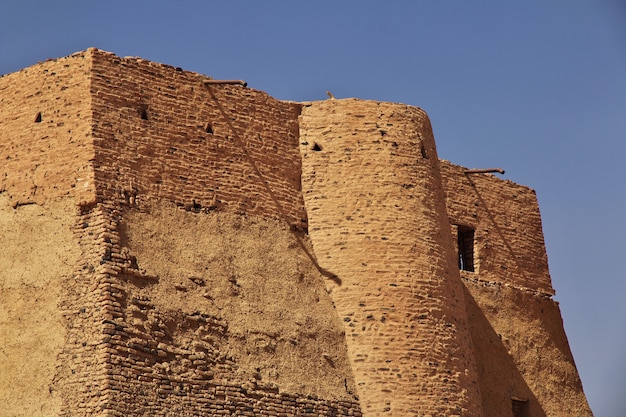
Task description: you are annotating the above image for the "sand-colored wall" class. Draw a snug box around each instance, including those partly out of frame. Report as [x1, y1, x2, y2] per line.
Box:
[0, 49, 358, 416]
[0, 196, 81, 417]
[441, 162, 593, 416]
[89, 49, 306, 228]
[299, 99, 483, 416]
[90, 202, 361, 415]
[0, 50, 107, 417]
[0, 51, 95, 207]
[440, 161, 552, 293]
[465, 281, 593, 417]
[0, 49, 593, 417]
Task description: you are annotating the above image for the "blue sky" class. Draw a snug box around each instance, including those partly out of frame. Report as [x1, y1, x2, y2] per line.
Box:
[1, 1, 624, 415]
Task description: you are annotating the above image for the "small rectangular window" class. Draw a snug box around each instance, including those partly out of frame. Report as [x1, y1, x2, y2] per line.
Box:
[511, 397, 528, 417]
[457, 225, 475, 272]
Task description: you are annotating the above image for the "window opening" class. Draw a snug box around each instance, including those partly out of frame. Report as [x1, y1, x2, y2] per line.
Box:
[511, 397, 529, 417]
[420, 143, 429, 159]
[457, 225, 475, 272]
[311, 143, 322, 151]
[140, 106, 149, 120]
[34, 112, 42, 123]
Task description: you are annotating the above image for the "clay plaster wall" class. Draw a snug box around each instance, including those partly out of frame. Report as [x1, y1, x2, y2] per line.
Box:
[93, 203, 361, 416]
[62, 51, 359, 416]
[0, 49, 593, 417]
[464, 281, 592, 417]
[0, 51, 108, 417]
[299, 99, 482, 416]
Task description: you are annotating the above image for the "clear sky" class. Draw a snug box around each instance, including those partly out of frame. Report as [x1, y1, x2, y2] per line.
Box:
[1, 1, 624, 415]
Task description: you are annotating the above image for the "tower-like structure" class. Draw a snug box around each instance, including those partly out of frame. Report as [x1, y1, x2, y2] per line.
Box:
[0, 49, 592, 417]
[300, 100, 483, 415]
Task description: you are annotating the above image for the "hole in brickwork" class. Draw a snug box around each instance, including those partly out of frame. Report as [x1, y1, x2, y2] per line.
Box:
[140, 106, 149, 120]
[34, 112, 42, 123]
[205, 123, 214, 134]
[312, 143, 322, 152]
[511, 398, 529, 417]
[457, 225, 475, 272]
[420, 144, 429, 159]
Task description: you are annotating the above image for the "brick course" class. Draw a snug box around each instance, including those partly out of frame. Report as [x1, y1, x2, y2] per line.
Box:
[299, 99, 482, 416]
[0, 49, 593, 417]
[89, 50, 306, 228]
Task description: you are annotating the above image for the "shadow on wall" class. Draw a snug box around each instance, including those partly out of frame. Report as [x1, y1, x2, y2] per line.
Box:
[205, 86, 341, 286]
[465, 174, 539, 290]
[462, 284, 547, 417]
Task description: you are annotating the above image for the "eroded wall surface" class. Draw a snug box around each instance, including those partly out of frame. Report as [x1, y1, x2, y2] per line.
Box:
[95, 203, 361, 415]
[299, 99, 483, 416]
[441, 161, 593, 416]
[0, 51, 110, 417]
[1, 49, 360, 417]
[0, 48, 593, 417]
[89, 49, 306, 228]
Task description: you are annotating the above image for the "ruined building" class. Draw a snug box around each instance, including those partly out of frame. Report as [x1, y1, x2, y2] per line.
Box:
[0, 48, 593, 417]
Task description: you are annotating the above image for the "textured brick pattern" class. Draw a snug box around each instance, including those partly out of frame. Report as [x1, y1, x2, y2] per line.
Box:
[73, 202, 362, 417]
[299, 99, 483, 416]
[0, 49, 593, 417]
[89, 50, 306, 228]
[0, 51, 95, 207]
[441, 162, 592, 416]
[440, 161, 552, 294]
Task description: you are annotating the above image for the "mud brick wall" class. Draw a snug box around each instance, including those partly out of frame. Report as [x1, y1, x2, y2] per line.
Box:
[463, 279, 593, 417]
[440, 161, 553, 294]
[82, 202, 362, 417]
[440, 162, 592, 416]
[0, 51, 110, 417]
[0, 51, 95, 207]
[55, 203, 129, 417]
[299, 99, 483, 416]
[1, 49, 594, 417]
[89, 49, 306, 228]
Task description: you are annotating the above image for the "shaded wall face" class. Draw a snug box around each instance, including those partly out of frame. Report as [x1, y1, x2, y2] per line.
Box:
[440, 161, 552, 293]
[66, 51, 359, 416]
[464, 281, 593, 417]
[0, 52, 95, 206]
[89, 50, 306, 227]
[441, 162, 593, 416]
[299, 99, 483, 417]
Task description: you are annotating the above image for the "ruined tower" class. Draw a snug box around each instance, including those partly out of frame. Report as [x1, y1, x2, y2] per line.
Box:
[0, 49, 592, 417]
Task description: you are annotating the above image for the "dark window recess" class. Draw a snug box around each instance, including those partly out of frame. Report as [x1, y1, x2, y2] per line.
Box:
[457, 225, 475, 272]
[140, 106, 149, 120]
[34, 112, 42, 123]
[205, 123, 214, 134]
[511, 398, 529, 417]
[312, 143, 322, 151]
